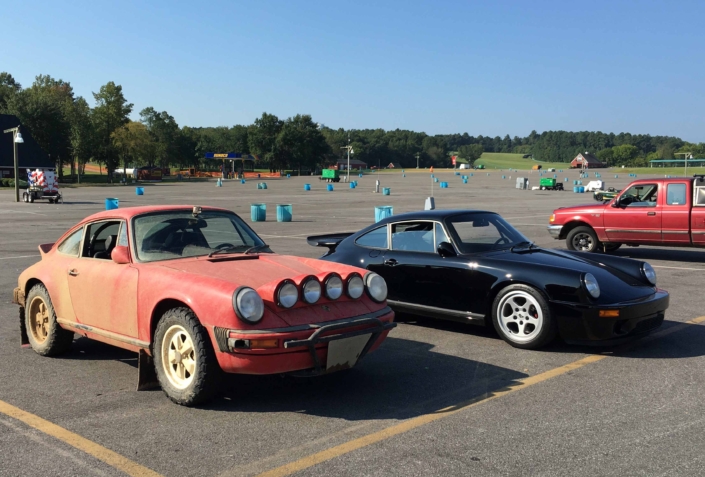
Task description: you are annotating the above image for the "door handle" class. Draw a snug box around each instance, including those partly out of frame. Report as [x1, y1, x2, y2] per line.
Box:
[383, 259, 398, 267]
[647, 212, 656, 216]
[68, 269, 79, 276]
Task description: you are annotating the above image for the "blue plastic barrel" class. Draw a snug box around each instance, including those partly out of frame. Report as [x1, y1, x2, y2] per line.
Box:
[304, 183, 311, 191]
[553, 174, 557, 178]
[135, 187, 144, 196]
[470, 173, 474, 177]
[455, 172, 460, 176]
[614, 175, 618, 178]
[431, 174, 435, 178]
[250, 203, 266, 222]
[579, 186, 585, 193]
[327, 184, 334, 191]
[374, 206, 393, 222]
[286, 174, 291, 178]
[463, 179, 468, 184]
[573, 186, 579, 193]
[577, 180, 582, 185]
[350, 182, 356, 189]
[402, 174, 406, 177]
[383, 187, 391, 195]
[105, 198, 119, 210]
[241, 179, 246, 184]
[434, 178, 439, 183]
[502, 175, 506, 179]
[359, 173, 363, 178]
[276, 204, 292, 222]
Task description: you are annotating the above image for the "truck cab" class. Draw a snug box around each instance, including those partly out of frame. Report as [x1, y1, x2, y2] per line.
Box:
[548, 175, 705, 252]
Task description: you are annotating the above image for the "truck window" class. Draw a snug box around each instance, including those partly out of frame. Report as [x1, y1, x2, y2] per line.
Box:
[666, 183, 687, 205]
[621, 184, 658, 208]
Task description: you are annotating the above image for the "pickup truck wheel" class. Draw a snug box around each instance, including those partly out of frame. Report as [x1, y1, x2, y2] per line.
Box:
[153, 307, 219, 406]
[492, 285, 557, 349]
[25, 284, 74, 356]
[566, 226, 599, 253]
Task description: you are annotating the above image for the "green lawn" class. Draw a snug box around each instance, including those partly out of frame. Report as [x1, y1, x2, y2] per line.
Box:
[474, 153, 572, 170]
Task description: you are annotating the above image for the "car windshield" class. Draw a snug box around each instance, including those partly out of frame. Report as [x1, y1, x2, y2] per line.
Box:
[446, 213, 530, 253]
[133, 210, 265, 262]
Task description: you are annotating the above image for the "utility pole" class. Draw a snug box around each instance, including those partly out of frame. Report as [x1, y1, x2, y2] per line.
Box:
[340, 133, 353, 182]
[3, 125, 24, 202]
[416, 152, 420, 169]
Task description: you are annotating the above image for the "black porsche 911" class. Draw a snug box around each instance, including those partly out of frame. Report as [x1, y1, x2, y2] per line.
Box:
[307, 210, 669, 349]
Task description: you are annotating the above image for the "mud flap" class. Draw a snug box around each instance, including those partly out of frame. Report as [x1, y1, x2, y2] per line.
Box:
[19, 307, 29, 348]
[136, 349, 160, 391]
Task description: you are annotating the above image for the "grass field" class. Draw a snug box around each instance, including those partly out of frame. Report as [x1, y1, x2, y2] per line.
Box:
[474, 153, 572, 170]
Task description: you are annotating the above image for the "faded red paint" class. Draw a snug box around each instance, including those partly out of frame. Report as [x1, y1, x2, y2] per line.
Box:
[15, 205, 395, 375]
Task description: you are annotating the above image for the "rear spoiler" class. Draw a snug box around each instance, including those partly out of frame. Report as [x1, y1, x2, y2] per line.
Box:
[306, 233, 354, 254]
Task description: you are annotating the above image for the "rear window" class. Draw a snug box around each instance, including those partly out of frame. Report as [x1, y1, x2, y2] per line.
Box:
[666, 183, 687, 205]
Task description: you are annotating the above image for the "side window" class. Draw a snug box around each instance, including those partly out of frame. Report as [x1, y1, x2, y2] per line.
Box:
[83, 221, 122, 258]
[391, 222, 434, 253]
[621, 184, 658, 208]
[435, 222, 450, 249]
[355, 226, 388, 249]
[666, 183, 687, 205]
[57, 227, 83, 257]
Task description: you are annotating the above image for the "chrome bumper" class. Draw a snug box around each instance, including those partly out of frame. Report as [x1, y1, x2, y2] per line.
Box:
[547, 225, 563, 239]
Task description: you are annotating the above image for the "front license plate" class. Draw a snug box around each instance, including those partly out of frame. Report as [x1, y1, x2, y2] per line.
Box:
[326, 334, 372, 372]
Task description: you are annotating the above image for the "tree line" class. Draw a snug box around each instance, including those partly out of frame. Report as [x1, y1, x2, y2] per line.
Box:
[1, 71, 703, 179]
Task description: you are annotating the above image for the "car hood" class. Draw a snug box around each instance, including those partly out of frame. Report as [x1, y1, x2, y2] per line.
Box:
[154, 253, 341, 288]
[482, 247, 654, 302]
[555, 203, 608, 214]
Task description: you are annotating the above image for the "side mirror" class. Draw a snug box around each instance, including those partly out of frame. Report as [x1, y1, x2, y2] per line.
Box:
[437, 241, 456, 258]
[111, 245, 131, 264]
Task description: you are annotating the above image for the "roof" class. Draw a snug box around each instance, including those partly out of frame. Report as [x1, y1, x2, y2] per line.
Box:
[572, 152, 603, 165]
[0, 114, 54, 169]
[78, 205, 235, 223]
[379, 209, 496, 222]
[649, 159, 705, 163]
[335, 158, 367, 166]
[387, 162, 402, 168]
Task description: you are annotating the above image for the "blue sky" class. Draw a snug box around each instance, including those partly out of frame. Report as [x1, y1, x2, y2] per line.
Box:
[3, 0, 704, 141]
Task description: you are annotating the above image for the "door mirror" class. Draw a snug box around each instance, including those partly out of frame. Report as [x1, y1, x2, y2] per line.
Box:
[437, 241, 456, 258]
[111, 245, 131, 264]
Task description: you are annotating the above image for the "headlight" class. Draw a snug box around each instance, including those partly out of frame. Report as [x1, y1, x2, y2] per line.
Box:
[277, 280, 299, 308]
[346, 274, 364, 299]
[583, 273, 600, 298]
[324, 274, 343, 300]
[365, 272, 388, 302]
[233, 287, 264, 323]
[642, 263, 657, 285]
[302, 277, 321, 304]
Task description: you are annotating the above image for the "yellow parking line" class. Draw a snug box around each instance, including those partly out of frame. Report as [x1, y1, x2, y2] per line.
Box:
[257, 315, 705, 477]
[0, 399, 163, 477]
[256, 354, 606, 477]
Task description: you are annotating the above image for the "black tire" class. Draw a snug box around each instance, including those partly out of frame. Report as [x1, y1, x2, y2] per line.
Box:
[595, 194, 603, 201]
[29, 194, 34, 203]
[22, 192, 28, 203]
[566, 226, 599, 253]
[25, 284, 74, 356]
[603, 243, 622, 252]
[491, 285, 557, 350]
[153, 307, 219, 406]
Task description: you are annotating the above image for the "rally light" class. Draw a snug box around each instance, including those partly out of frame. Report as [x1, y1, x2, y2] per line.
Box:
[365, 272, 388, 303]
[324, 274, 344, 300]
[302, 277, 322, 304]
[599, 310, 620, 318]
[346, 274, 364, 299]
[277, 280, 299, 308]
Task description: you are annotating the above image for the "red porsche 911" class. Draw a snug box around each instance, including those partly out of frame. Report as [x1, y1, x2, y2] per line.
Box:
[12, 206, 395, 405]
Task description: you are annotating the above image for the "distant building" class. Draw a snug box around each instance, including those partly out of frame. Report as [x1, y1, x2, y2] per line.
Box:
[387, 162, 402, 169]
[1, 114, 54, 178]
[334, 158, 368, 170]
[570, 152, 605, 169]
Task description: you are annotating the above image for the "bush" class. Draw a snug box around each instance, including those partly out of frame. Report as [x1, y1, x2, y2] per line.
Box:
[0, 178, 28, 188]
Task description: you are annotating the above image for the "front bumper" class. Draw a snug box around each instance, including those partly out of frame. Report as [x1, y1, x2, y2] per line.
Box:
[551, 290, 669, 345]
[547, 225, 563, 239]
[212, 306, 396, 375]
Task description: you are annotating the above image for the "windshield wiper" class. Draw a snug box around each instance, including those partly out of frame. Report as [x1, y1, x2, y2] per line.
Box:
[208, 245, 248, 257]
[244, 244, 270, 254]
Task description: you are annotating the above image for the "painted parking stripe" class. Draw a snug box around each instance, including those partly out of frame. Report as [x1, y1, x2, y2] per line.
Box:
[256, 315, 705, 477]
[0, 400, 163, 477]
[0, 255, 40, 260]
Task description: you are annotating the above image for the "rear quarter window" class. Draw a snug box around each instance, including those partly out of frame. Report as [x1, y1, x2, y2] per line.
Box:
[355, 226, 388, 249]
[57, 227, 83, 256]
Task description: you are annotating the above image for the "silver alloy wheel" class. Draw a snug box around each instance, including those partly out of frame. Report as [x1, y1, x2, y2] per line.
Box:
[161, 324, 197, 390]
[496, 291, 544, 344]
[572, 232, 594, 251]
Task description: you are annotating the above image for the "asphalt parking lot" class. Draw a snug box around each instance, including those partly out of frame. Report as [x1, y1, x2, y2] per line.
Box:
[1, 169, 704, 477]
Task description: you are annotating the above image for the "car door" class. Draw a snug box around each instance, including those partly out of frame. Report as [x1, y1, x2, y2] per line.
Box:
[661, 181, 691, 244]
[603, 183, 662, 243]
[66, 220, 139, 338]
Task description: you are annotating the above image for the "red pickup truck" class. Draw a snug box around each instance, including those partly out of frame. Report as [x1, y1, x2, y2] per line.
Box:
[548, 175, 705, 252]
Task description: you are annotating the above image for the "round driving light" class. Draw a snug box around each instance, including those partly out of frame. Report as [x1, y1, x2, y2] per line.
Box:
[583, 273, 600, 298]
[365, 272, 388, 303]
[346, 274, 364, 299]
[277, 281, 299, 308]
[302, 277, 322, 304]
[642, 263, 657, 285]
[233, 287, 264, 323]
[324, 274, 343, 300]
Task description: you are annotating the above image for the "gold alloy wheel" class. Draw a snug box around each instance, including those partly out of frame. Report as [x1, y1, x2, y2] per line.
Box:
[161, 324, 197, 390]
[28, 296, 50, 344]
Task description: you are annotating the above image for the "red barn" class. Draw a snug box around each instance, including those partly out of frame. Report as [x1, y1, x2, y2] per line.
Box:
[570, 152, 605, 169]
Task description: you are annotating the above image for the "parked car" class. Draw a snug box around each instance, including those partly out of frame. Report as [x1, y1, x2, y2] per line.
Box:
[549, 175, 705, 252]
[593, 187, 620, 202]
[308, 210, 668, 349]
[12, 206, 395, 405]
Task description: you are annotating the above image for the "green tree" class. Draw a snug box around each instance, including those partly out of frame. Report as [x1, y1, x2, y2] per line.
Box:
[457, 144, 483, 165]
[0, 72, 21, 112]
[140, 107, 180, 168]
[92, 82, 133, 178]
[276, 114, 330, 174]
[68, 96, 94, 179]
[611, 144, 640, 165]
[111, 121, 155, 179]
[248, 113, 283, 171]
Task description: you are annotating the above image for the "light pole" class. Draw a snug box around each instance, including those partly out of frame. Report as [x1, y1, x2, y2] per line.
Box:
[340, 135, 353, 182]
[416, 152, 420, 169]
[3, 126, 24, 202]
